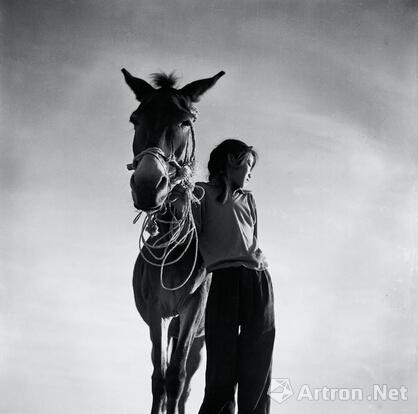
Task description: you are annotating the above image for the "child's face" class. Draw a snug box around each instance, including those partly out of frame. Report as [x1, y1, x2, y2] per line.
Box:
[227, 153, 255, 190]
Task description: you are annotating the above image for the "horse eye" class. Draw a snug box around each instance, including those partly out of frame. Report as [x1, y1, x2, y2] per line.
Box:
[179, 120, 190, 129]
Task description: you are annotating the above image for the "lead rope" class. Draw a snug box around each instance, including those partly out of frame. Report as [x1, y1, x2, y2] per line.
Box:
[137, 184, 205, 291]
[130, 122, 205, 291]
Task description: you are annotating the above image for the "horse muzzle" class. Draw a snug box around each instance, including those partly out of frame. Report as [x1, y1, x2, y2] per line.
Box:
[130, 168, 169, 212]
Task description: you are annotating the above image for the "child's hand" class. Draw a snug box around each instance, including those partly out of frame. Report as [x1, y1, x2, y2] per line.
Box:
[168, 185, 188, 218]
[255, 248, 268, 267]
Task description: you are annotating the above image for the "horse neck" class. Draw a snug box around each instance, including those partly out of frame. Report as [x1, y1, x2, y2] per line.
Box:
[156, 207, 191, 244]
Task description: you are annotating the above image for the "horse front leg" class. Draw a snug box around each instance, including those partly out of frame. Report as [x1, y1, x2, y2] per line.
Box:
[149, 310, 171, 414]
[165, 292, 206, 414]
[177, 335, 205, 414]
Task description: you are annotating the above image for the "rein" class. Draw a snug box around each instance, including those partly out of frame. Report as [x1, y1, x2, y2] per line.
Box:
[127, 123, 205, 291]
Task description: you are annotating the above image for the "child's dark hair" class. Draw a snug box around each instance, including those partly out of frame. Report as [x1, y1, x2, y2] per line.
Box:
[208, 139, 258, 204]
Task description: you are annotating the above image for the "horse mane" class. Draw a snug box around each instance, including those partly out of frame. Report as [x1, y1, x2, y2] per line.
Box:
[150, 72, 179, 89]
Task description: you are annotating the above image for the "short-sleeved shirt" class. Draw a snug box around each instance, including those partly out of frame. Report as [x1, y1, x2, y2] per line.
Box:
[192, 181, 267, 272]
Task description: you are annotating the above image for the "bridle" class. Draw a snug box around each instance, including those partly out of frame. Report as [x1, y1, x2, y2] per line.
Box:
[127, 120, 205, 291]
[127, 120, 196, 193]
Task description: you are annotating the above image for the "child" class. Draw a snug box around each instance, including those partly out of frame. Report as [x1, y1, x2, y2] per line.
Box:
[193, 139, 275, 414]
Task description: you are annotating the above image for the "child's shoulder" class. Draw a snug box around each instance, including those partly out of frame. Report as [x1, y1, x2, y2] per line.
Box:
[194, 181, 218, 198]
[195, 181, 254, 195]
[194, 181, 211, 192]
[194, 181, 221, 191]
[195, 180, 210, 187]
[195, 181, 252, 191]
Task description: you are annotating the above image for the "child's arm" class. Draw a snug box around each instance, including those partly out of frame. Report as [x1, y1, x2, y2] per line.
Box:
[250, 192, 268, 267]
[254, 206, 259, 240]
[249, 192, 258, 238]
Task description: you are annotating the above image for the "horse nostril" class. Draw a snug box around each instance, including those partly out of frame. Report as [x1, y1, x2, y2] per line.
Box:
[156, 176, 168, 192]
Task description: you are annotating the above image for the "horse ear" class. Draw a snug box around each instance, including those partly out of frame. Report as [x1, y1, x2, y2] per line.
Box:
[180, 71, 225, 103]
[121, 68, 154, 101]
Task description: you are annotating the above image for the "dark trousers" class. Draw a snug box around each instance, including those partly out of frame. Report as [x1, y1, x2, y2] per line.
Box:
[198, 266, 275, 414]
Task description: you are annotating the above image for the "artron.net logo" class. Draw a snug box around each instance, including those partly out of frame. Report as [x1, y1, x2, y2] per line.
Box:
[269, 378, 408, 404]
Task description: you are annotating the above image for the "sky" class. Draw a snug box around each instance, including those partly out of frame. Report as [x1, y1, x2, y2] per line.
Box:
[1, 1, 418, 413]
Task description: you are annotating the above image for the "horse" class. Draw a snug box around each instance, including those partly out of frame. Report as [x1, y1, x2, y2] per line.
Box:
[122, 68, 225, 414]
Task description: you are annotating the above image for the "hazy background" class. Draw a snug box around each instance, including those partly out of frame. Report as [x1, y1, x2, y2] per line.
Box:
[1, 1, 417, 413]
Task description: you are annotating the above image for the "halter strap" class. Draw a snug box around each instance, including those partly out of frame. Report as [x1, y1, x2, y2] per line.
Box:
[127, 147, 172, 172]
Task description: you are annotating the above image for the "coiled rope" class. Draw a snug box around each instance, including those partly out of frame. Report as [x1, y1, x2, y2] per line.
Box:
[135, 184, 204, 291]
[128, 123, 205, 291]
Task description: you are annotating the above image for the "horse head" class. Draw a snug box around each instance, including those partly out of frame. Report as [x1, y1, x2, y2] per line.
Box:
[122, 68, 225, 212]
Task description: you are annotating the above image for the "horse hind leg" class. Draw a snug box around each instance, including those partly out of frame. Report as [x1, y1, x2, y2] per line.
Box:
[149, 314, 171, 414]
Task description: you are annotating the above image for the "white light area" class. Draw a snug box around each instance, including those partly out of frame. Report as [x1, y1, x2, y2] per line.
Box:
[2, 1, 417, 413]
